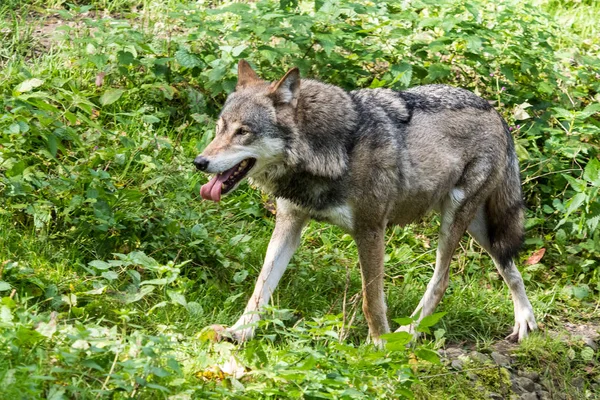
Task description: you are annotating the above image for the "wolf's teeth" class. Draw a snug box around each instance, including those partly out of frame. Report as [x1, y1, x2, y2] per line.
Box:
[240, 160, 247, 167]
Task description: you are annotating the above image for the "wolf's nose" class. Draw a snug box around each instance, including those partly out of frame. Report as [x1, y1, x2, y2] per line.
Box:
[193, 156, 209, 171]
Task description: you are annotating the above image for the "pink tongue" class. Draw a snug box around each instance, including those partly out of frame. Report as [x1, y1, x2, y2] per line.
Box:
[200, 166, 237, 202]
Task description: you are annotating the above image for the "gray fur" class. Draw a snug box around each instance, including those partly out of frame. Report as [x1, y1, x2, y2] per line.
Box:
[196, 61, 537, 344]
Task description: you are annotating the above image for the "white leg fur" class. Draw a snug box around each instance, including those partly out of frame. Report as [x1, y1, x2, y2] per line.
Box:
[495, 260, 537, 342]
[467, 206, 537, 342]
[227, 200, 308, 342]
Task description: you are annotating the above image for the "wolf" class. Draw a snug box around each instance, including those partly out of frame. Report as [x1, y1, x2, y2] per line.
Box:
[193, 59, 537, 345]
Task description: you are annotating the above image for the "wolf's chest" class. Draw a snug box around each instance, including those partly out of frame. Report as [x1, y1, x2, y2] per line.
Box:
[310, 204, 354, 232]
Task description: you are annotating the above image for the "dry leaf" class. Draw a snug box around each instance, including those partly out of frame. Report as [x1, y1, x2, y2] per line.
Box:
[525, 248, 546, 265]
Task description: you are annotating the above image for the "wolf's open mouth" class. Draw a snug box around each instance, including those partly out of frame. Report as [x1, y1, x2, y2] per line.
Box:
[200, 158, 256, 202]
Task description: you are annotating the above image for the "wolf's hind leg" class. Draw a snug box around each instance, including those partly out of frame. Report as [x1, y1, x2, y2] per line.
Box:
[467, 205, 537, 342]
[397, 188, 480, 336]
[226, 200, 308, 342]
[354, 225, 390, 346]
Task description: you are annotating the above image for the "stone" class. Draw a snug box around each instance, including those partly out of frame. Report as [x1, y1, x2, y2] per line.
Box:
[466, 371, 479, 381]
[442, 346, 466, 359]
[572, 377, 585, 391]
[533, 383, 542, 392]
[489, 393, 503, 400]
[537, 391, 551, 400]
[491, 351, 511, 367]
[582, 336, 598, 351]
[512, 376, 536, 394]
[520, 393, 538, 400]
[451, 359, 463, 371]
[470, 351, 490, 364]
[518, 370, 540, 382]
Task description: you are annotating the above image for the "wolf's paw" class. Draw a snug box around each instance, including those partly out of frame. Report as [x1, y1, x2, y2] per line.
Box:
[203, 324, 255, 343]
[506, 308, 537, 342]
[224, 325, 255, 343]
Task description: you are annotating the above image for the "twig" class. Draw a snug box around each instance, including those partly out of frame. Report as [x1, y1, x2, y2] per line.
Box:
[522, 168, 581, 185]
[340, 263, 351, 341]
[98, 349, 120, 398]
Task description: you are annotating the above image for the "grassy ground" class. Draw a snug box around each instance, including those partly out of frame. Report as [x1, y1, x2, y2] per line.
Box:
[0, 0, 599, 398]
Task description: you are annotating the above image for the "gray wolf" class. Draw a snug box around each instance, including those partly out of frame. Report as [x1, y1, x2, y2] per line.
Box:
[193, 59, 537, 345]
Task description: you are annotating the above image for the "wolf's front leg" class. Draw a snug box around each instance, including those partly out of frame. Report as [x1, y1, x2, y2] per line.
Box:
[226, 200, 309, 342]
[354, 225, 390, 347]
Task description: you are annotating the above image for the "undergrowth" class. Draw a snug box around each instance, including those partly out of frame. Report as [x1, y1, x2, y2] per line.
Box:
[0, 0, 598, 398]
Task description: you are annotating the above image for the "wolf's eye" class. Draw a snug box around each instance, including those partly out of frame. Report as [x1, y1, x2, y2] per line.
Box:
[236, 128, 250, 136]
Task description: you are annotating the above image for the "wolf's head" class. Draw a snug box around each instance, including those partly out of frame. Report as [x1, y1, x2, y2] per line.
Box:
[194, 60, 300, 202]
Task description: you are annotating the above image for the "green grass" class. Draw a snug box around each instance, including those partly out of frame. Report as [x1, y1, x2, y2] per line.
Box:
[0, 0, 599, 398]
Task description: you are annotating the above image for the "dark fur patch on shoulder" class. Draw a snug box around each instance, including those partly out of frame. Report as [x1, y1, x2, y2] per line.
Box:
[397, 85, 493, 112]
[271, 170, 349, 210]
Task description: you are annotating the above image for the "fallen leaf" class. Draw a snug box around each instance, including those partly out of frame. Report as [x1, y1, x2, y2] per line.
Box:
[525, 248, 546, 265]
[95, 72, 105, 87]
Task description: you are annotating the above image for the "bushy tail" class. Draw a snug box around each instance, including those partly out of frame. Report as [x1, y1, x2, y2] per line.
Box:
[485, 120, 525, 267]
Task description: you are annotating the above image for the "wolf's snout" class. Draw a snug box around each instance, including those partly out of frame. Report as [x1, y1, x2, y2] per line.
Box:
[193, 156, 209, 171]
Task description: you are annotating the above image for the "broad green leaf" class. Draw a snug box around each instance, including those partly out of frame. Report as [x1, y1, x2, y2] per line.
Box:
[583, 158, 600, 186]
[89, 260, 111, 270]
[466, 36, 482, 52]
[36, 320, 57, 338]
[572, 285, 589, 300]
[417, 312, 446, 333]
[581, 347, 594, 361]
[14, 78, 44, 93]
[0, 305, 13, 324]
[566, 192, 587, 215]
[380, 331, 413, 345]
[99, 89, 125, 106]
[175, 49, 202, 68]
[416, 348, 441, 364]
[426, 64, 451, 81]
[46, 133, 58, 157]
[0, 281, 11, 291]
[393, 317, 413, 326]
[231, 44, 247, 57]
[141, 115, 160, 124]
[391, 63, 413, 88]
[580, 103, 600, 120]
[233, 269, 249, 283]
[101, 271, 119, 280]
[168, 291, 187, 306]
[125, 285, 155, 303]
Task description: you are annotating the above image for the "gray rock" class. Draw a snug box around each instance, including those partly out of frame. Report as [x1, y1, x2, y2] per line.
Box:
[583, 336, 598, 350]
[518, 370, 540, 382]
[470, 351, 490, 364]
[537, 391, 551, 400]
[489, 393, 503, 400]
[451, 359, 463, 371]
[520, 393, 538, 400]
[540, 378, 553, 390]
[572, 376, 585, 391]
[491, 351, 511, 367]
[466, 371, 479, 381]
[533, 383, 542, 392]
[442, 346, 466, 359]
[512, 376, 536, 394]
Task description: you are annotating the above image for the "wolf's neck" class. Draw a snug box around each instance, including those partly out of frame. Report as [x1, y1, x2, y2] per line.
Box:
[283, 79, 358, 179]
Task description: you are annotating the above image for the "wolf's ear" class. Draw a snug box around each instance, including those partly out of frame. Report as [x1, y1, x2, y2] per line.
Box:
[236, 59, 262, 90]
[268, 67, 300, 107]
